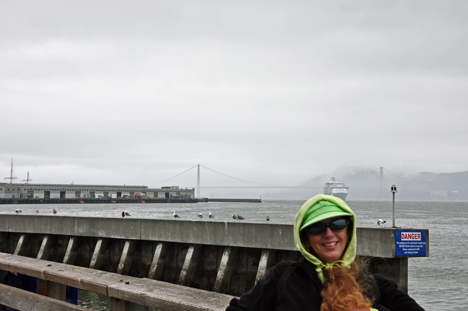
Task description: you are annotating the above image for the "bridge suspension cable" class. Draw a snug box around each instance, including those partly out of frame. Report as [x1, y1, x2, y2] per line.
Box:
[151, 164, 314, 198]
[199, 165, 282, 187]
[151, 165, 198, 187]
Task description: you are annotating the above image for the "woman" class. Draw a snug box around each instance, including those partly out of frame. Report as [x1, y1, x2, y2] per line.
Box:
[226, 194, 425, 311]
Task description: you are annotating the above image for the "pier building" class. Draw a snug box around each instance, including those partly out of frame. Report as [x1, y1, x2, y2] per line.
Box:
[0, 183, 194, 200]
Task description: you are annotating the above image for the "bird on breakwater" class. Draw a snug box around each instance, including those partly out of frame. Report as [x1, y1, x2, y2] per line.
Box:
[232, 214, 238, 220]
[377, 219, 386, 227]
[122, 211, 125, 217]
[124, 212, 131, 217]
[15, 209, 22, 213]
[173, 211, 180, 218]
[198, 213, 203, 219]
[36, 209, 39, 213]
[266, 216, 270, 221]
[237, 214, 245, 221]
[53, 209, 57, 214]
[209, 212, 214, 218]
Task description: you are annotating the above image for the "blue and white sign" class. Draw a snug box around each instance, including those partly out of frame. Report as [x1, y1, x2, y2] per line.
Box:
[395, 230, 427, 257]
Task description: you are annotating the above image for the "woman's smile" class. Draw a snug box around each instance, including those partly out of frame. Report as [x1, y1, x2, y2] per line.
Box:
[322, 241, 339, 248]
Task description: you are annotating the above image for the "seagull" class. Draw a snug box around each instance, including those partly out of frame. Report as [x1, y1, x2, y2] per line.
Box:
[198, 213, 203, 218]
[237, 214, 245, 221]
[232, 214, 238, 220]
[377, 219, 386, 227]
[53, 209, 57, 214]
[209, 212, 214, 218]
[15, 209, 22, 213]
[173, 211, 180, 218]
[36, 209, 39, 213]
[124, 211, 131, 217]
[266, 216, 270, 221]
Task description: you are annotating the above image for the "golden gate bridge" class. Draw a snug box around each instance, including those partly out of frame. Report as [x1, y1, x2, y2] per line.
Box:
[149, 164, 401, 199]
[150, 164, 322, 198]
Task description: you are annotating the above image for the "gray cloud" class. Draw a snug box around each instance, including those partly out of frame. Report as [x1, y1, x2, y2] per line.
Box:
[1, 1, 468, 189]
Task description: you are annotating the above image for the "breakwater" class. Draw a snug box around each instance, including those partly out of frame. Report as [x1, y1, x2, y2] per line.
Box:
[206, 198, 261, 203]
[0, 198, 198, 204]
[0, 198, 261, 204]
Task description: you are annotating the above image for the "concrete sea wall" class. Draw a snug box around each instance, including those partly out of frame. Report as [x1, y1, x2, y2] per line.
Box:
[0, 215, 428, 297]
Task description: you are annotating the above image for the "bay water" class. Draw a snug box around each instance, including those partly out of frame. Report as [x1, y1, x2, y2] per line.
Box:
[3, 199, 466, 311]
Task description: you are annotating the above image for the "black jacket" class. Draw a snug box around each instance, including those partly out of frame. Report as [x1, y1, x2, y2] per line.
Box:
[226, 259, 425, 311]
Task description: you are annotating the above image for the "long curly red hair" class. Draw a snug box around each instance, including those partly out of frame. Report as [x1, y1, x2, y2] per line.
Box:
[320, 261, 374, 311]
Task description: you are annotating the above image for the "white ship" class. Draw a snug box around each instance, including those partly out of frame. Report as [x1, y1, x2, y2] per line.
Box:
[324, 177, 349, 201]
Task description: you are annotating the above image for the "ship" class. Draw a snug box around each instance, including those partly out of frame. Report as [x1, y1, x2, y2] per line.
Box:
[323, 177, 349, 201]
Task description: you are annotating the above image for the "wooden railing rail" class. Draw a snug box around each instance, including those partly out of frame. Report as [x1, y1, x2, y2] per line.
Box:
[0, 252, 234, 311]
[0, 283, 89, 311]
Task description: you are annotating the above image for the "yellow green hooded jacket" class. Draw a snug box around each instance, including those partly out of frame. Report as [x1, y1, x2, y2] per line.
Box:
[294, 194, 356, 284]
[227, 194, 423, 311]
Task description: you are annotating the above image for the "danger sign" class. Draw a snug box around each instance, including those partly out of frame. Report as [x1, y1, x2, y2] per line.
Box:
[401, 232, 421, 241]
[396, 230, 427, 257]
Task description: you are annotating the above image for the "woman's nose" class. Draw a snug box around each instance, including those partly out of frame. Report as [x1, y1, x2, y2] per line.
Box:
[323, 227, 334, 237]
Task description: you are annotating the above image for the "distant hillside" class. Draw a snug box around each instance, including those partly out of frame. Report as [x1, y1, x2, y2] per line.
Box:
[263, 169, 468, 201]
[398, 171, 468, 200]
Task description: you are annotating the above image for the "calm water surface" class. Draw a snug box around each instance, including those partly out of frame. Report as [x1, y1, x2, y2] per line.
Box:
[2, 199, 466, 311]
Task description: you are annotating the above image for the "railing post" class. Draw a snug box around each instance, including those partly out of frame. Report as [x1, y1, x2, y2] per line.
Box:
[178, 244, 203, 286]
[36, 279, 66, 301]
[37, 235, 54, 260]
[255, 249, 276, 284]
[117, 240, 136, 275]
[14, 234, 30, 256]
[110, 298, 129, 311]
[214, 246, 238, 293]
[147, 242, 168, 280]
[89, 239, 109, 270]
[110, 298, 148, 311]
[63, 237, 79, 265]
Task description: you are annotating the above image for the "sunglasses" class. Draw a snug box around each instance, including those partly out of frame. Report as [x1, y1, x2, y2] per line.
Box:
[303, 218, 349, 235]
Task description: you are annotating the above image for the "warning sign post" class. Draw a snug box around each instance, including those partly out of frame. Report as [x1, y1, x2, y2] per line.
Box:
[395, 230, 427, 257]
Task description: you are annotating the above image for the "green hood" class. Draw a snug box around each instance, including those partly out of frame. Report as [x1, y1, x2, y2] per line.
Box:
[294, 194, 357, 283]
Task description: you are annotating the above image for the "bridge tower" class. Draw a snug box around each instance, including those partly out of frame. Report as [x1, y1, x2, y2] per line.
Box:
[197, 164, 201, 198]
[380, 167, 383, 200]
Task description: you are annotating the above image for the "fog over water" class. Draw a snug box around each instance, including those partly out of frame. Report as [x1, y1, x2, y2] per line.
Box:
[2, 1, 468, 187]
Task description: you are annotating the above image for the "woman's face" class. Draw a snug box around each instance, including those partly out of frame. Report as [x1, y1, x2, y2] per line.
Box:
[307, 217, 348, 263]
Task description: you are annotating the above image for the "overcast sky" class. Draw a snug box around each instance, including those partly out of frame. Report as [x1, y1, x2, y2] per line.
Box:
[1, 1, 467, 189]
